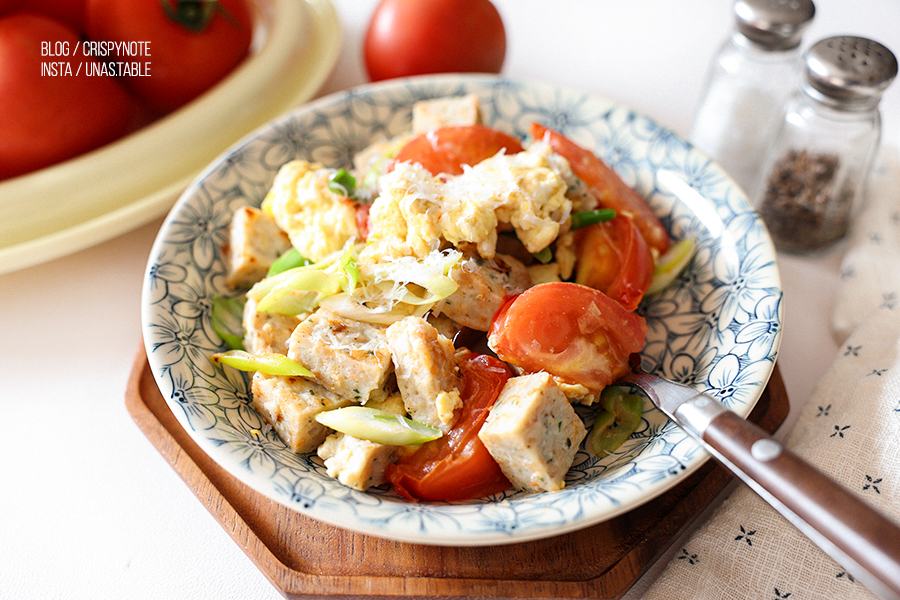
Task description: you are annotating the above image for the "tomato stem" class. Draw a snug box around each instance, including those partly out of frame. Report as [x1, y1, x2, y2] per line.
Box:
[160, 0, 240, 33]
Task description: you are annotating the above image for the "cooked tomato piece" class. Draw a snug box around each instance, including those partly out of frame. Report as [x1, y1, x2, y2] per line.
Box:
[392, 125, 523, 176]
[488, 282, 647, 392]
[530, 122, 670, 256]
[386, 352, 512, 501]
[355, 203, 372, 241]
[575, 213, 654, 311]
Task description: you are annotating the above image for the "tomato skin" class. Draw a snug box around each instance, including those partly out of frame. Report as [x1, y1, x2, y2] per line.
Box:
[0, 0, 22, 16]
[386, 352, 512, 501]
[0, 13, 136, 180]
[85, 0, 253, 113]
[21, 0, 89, 34]
[393, 125, 523, 176]
[0, 0, 22, 17]
[364, 0, 506, 82]
[575, 214, 654, 311]
[530, 123, 671, 257]
[488, 282, 647, 392]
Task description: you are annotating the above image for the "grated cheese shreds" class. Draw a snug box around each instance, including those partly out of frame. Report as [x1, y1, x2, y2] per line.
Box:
[362, 150, 572, 261]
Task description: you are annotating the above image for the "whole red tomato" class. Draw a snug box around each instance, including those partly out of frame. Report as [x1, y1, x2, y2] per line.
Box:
[19, 0, 89, 34]
[364, 0, 506, 82]
[0, 13, 136, 180]
[0, 0, 21, 17]
[86, 0, 253, 113]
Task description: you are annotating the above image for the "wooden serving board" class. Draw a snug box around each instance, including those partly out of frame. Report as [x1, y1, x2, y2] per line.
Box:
[126, 345, 789, 599]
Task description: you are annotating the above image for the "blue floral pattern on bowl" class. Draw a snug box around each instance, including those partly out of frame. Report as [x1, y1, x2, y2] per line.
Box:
[142, 74, 783, 546]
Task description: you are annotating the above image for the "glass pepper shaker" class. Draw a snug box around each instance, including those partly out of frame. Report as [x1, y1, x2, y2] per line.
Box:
[754, 36, 897, 253]
[690, 0, 815, 194]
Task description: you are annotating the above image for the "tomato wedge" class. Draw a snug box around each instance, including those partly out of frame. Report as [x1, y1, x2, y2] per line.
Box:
[574, 213, 654, 311]
[530, 122, 670, 256]
[488, 282, 647, 392]
[386, 352, 512, 501]
[393, 125, 523, 176]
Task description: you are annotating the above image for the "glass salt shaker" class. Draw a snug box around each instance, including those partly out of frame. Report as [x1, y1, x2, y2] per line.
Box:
[690, 0, 815, 194]
[754, 36, 897, 253]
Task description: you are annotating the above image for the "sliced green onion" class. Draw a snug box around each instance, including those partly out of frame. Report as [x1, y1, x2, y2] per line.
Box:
[532, 246, 553, 264]
[268, 248, 311, 277]
[210, 296, 245, 350]
[249, 263, 344, 315]
[315, 406, 442, 446]
[212, 350, 313, 377]
[646, 237, 696, 295]
[328, 168, 357, 198]
[363, 250, 461, 307]
[590, 386, 643, 456]
[571, 208, 616, 230]
[258, 269, 342, 314]
[337, 243, 360, 294]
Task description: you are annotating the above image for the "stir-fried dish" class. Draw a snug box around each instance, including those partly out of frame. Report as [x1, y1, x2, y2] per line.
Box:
[214, 94, 690, 501]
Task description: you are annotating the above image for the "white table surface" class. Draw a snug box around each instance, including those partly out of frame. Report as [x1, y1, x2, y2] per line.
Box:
[2, 1, 898, 598]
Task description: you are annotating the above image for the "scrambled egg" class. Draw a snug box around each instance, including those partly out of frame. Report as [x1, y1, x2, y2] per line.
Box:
[263, 160, 359, 262]
[362, 150, 571, 262]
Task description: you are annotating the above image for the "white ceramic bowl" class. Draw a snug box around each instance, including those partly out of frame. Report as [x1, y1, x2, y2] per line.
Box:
[0, 0, 340, 275]
[142, 74, 784, 546]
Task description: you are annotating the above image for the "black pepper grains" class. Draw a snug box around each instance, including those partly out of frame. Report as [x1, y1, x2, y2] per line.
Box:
[758, 149, 851, 251]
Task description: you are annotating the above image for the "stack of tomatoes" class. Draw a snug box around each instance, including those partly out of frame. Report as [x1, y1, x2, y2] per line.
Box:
[0, 0, 252, 181]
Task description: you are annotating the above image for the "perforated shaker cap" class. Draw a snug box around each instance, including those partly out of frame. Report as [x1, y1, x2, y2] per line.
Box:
[803, 36, 898, 110]
[734, 0, 815, 50]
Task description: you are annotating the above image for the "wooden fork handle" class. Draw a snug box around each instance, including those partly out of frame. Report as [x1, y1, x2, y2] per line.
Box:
[696, 408, 900, 600]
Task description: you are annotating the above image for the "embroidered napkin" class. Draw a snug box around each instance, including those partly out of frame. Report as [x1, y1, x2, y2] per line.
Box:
[832, 146, 900, 344]
[643, 146, 900, 600]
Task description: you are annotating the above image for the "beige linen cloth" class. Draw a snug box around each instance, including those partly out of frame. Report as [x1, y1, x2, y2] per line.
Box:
[644, 146, 900, 600]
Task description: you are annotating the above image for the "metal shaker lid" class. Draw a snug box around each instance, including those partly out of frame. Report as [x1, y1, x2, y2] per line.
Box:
[803, 36, 898, 110]
[734, 0, 816, 50]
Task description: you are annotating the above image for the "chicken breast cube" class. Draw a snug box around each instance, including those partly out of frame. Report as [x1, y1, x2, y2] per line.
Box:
[242, 296, 304, 355]
[385, 316, 462, 432]
[251, 373, 355, 454]
[316, 393, 405, 491]
[412, 94, 480, 134]
[287, 308, 392, 403]
[478, 372, 587, 492]
[225, 206, 292, 289]
[441, 254, 532, 331]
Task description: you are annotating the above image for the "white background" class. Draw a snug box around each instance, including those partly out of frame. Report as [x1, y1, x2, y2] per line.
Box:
[2, 1, 898, 598]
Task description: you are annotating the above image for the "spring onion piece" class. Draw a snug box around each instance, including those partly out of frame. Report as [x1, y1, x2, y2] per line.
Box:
[571, 208, 616, 230]
[318, 292, 432, 325]
[590, 385, 644, 456]
[337, 243, 360, 294]
[532, 246, 553, 264]
[646, 237, 696, 295]
[255, 268, 343, 315]
[328, 168, 357, 198]
[212, 350, 313, 377]
[268, 248, 311, 277]
[360, 249, 461, 307]
[210, 296, 245, 350]
[315, 406, 442, 446]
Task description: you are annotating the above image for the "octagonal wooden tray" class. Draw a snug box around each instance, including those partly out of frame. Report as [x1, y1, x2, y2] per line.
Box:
[126, 345, 789, 599]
